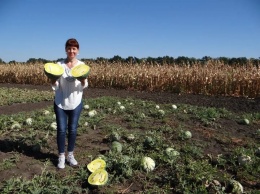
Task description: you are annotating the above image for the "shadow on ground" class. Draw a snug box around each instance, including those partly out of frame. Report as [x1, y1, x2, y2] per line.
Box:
[0, 139, 57, 166]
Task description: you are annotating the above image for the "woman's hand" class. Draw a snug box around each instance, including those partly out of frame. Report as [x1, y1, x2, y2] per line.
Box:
[51, 79, 57, 85]
[80, 79, 85, 86]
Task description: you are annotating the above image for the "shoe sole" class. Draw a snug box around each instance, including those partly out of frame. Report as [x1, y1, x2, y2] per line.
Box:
[67, 162, 78, 167]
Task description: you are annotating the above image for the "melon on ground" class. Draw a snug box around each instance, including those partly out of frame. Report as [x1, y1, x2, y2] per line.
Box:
[88, 169, 108, 186]
[44, 63, 64, 80]
[71, 64, 90, 80]
[87, 158, 106, 173]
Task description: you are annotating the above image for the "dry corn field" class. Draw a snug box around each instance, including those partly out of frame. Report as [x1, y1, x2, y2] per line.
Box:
[1, 61, 260, 98]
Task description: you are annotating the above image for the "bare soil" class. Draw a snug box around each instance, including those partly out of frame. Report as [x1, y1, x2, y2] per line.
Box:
[1, 83, 260, 115]
[0, 83, 260, 193]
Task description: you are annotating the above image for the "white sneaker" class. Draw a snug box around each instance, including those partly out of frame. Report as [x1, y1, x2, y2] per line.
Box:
[67, 154, 78, 166]
[57, 155, 65, 169]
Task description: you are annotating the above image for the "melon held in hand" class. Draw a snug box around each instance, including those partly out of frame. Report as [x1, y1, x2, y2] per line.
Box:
[71, 64, 90, 80]
[44, 63, 64, 80]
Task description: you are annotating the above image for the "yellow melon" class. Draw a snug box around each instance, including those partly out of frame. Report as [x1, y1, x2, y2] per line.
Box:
[87, 158, 106, 173]
[88, 169, 108, 186]
[71, 64, 90, 80]
[44, 63, 64, 79]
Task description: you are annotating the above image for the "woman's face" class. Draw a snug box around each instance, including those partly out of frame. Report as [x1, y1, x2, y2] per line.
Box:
[66, 46, 79, 59]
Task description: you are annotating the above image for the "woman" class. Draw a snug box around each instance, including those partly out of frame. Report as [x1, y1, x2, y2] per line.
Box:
[51, 38, 88, 169]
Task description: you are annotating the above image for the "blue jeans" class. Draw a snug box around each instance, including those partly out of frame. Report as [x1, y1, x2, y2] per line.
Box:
[54, 102, 83, 154]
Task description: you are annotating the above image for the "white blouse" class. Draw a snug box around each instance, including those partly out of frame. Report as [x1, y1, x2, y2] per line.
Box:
[52, 60, 88, 110]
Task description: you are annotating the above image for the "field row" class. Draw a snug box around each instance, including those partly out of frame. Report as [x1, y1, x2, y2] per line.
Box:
[0, 88, 260, 193]
[1, 62, 260, 97]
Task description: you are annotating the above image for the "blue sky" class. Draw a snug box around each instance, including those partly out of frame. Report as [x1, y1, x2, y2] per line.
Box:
[0, 0, 259, 62]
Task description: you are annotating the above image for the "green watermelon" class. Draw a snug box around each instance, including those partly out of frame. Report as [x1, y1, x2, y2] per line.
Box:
[111, 141, 122, 153]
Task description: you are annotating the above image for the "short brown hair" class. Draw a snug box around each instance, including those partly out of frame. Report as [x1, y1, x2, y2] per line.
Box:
[65, 38, 79, 49]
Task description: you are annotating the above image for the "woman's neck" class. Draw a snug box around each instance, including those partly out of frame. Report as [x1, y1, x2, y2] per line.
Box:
[66, 58, 77, 63]
[66, 58, 78, 69]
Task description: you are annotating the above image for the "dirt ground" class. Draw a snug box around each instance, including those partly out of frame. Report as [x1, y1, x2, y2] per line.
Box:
[1, 83, 260, 115]
[0, 83, 260, 192]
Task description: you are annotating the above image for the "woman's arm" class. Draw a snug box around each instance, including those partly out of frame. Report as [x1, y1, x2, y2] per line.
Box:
[51, 79, 59, 91]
